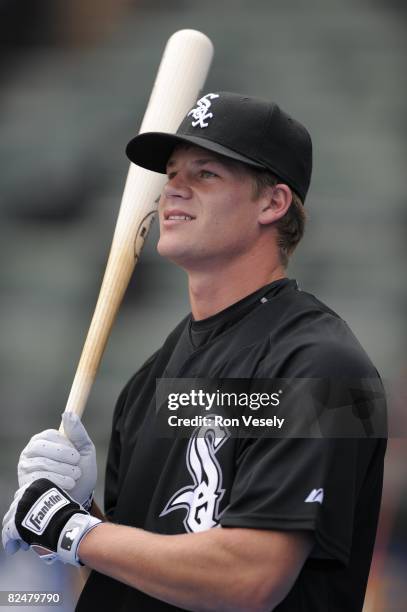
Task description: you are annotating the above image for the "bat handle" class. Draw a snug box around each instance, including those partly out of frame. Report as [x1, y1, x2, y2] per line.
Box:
[58, 243, 140, 433]
[59, 368, 97, 435]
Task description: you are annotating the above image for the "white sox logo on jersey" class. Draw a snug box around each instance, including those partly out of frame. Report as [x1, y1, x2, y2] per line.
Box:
[188, 93, 220, 128]
[160, 417, 230, 532]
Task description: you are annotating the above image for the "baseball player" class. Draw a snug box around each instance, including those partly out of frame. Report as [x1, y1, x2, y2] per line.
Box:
[3, 92, 386, 611]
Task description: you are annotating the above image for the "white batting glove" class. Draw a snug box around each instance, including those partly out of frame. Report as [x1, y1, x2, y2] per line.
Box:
[2, 479, 101, 566]
[18, 413, 97, 510]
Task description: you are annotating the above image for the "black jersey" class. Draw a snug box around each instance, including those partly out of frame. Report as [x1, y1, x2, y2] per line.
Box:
[76, 279, 386, 612]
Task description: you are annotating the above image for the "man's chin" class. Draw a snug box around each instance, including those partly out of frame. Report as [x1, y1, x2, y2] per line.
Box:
[157, 240, 188, 265]
[156, 241, 203, 270]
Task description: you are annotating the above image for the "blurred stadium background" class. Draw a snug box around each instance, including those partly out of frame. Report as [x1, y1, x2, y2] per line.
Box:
[0, 0, 405, 610]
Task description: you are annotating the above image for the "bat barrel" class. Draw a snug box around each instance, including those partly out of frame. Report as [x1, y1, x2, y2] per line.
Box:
[61, 30, 213, 427]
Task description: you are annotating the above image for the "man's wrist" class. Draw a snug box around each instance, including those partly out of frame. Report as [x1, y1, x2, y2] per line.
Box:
[77, 520, 107, 564]
[58, 513, 102, 566]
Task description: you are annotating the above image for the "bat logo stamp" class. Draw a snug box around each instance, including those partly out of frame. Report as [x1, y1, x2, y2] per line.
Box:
[188, 93, 220, 128]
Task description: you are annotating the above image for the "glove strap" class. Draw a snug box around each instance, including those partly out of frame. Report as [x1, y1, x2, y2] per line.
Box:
[57, 513, 101, 566]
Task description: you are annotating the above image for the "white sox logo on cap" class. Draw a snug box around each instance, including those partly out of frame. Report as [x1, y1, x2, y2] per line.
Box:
[187, 93, 220, 128]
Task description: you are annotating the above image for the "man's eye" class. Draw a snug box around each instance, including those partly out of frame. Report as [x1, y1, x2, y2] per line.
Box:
[199, 169, 217, 178]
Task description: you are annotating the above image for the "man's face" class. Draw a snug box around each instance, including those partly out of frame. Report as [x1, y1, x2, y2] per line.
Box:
[157, 145, 264, 271]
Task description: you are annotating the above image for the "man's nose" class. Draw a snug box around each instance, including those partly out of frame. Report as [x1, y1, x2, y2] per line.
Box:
[162, 174, 192, 199]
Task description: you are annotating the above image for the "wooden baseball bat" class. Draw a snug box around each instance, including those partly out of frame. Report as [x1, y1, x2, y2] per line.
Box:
[60, 30, 214, 428]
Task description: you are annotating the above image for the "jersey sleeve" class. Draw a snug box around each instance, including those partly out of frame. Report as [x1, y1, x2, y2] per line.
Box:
[221, 436, 377, 565]
[221, 337, 386, 566]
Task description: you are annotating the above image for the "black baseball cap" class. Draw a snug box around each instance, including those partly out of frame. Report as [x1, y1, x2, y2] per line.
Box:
[126, 91, 313, 201]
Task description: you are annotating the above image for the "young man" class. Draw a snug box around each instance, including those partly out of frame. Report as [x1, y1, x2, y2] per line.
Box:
[3, 92, 386, 611]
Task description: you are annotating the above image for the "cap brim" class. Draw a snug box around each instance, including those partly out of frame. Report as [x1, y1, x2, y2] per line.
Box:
[125, 132, 266, 174]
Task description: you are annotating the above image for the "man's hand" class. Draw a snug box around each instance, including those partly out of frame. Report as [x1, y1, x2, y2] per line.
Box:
[18, 413, 97, 509]
[2, 479, 101, 566]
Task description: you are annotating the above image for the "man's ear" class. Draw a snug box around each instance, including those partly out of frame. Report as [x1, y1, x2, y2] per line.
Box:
[258, 184, 292, 225]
